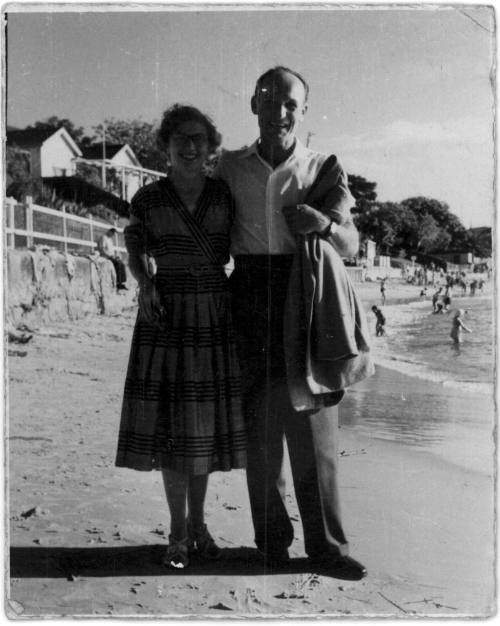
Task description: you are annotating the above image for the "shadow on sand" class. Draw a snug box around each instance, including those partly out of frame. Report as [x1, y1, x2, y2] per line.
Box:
[10, 545, 361, 580]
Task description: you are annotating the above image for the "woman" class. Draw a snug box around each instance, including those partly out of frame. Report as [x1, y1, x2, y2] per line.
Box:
[116, 104, 246, 569]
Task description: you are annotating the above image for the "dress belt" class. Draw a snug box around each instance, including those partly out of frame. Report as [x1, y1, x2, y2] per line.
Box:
[156, 264, 224, 277]
[234, 254, 294, 271]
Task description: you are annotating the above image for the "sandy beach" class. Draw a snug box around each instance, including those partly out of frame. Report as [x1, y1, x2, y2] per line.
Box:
[6, 283, 496, 618]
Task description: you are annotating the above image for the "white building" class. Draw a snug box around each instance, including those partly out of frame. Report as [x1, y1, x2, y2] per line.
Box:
[7, 127, 82, 178]
[78, 143, 165, 202]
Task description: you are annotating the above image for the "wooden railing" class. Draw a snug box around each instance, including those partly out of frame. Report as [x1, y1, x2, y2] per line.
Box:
[4, 196, 126, 255]
[345, 266, 364, 283]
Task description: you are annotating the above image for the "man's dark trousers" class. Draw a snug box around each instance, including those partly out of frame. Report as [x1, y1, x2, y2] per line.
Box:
[229, 255, 348, 559]
[109, 256, 127, 287]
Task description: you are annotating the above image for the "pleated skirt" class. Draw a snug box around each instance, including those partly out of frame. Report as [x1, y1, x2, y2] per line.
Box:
[115, 266, 247, 474]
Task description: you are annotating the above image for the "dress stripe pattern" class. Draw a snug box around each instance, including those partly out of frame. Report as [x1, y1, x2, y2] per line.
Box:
[116, 178, 246, 474]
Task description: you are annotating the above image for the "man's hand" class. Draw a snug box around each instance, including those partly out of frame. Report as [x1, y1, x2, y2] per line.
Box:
[282, 204, 331, 235]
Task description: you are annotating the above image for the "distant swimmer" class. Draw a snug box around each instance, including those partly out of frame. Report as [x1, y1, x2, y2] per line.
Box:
[432, 288, 442, 312]
[371, 305, 386, 336]
[450, 309, 472, 344]
[442, 288, 452, 312]
[420, 287, 427, 299]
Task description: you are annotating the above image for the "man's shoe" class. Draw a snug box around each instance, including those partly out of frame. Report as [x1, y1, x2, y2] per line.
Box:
[311, 554, 367, 580]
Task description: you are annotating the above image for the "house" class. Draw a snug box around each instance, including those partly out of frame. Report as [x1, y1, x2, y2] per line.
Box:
[7, 127, 82, 178]
[434, 250, 474, 270]
[79, 143, 153, 202]
[7, 127, 166, 227]
[7, 127, 129, 223]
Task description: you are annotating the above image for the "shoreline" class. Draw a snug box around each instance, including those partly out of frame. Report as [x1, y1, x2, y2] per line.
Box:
[7, 294, 496, 618]
[357, 281, 494, 395]
[340, 362, 495, 477]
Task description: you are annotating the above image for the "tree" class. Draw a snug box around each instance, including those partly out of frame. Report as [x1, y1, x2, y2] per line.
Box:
[467, 227, 492, 258]
[347, 175, 377, 213]
[75, 161, 102, 188]
[6, 146, 31, 188]
[412, 213, 451, 254]
[24, 115, 92, 145]
[400, 197, 468, 252]
[353, 201, 411, 255]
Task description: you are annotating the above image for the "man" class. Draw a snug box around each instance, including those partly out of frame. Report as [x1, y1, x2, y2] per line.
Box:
[215, 66, 366, 578]
[97, 227, 128, 291]
[380, 277, 387, 305]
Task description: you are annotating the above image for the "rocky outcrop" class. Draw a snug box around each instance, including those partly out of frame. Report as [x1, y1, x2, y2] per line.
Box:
[7, 248, 136, 326]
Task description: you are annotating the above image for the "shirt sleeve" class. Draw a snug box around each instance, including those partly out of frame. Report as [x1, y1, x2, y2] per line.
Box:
[311, 156, 354, 226]
[100, 236, 115, 256]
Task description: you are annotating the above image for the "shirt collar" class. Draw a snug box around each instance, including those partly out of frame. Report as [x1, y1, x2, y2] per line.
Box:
[237, 141, 258, 159]
[238, 138, 308, 162]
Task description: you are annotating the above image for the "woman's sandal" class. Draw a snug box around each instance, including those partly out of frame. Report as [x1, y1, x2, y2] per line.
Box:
[163, 535, 190, 569]
[188, 523, 221, 560]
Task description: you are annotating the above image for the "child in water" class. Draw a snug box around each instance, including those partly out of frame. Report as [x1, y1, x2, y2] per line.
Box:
[431, 287, 442, 312]
[371, 305, 386, 336]
[450, 309, 472, 344]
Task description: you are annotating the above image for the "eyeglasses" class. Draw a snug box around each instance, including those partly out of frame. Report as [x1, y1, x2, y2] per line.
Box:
[171, 132, 209, 148]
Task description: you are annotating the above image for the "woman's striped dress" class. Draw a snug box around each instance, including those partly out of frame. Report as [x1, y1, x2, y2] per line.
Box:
[115, 177, 246, 475]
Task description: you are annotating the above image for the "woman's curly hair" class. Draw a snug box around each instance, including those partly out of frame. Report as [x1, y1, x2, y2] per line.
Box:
[157, 104, 222, 156]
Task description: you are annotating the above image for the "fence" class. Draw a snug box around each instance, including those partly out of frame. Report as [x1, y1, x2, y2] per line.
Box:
[4, 197, 371, 283]
[4, 196, 126, 256]
[345, 267, 364, 283]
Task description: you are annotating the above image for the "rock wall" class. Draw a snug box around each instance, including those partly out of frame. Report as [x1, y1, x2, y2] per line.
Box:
[7, 248, 136, 327]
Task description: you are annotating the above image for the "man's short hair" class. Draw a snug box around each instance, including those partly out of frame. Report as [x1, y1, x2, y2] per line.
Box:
[107, 228, 117, 235]
[254, 66, 310, 102]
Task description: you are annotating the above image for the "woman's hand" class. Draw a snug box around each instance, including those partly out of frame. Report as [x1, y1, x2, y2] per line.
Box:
[282, 204, 331, 235]
[138, 280, 164, 325]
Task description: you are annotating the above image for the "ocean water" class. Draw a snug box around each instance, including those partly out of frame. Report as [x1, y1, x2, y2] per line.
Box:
[372, 295, 494, 394]
[339, 294, 496, 475]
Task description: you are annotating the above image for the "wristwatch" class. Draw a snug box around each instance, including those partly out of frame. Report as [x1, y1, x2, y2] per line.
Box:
[319, 218, 337, 238]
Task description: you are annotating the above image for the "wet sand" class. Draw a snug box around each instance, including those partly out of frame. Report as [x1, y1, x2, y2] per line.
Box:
[340, 364, 494, 475]
[6, 306, 496, 618]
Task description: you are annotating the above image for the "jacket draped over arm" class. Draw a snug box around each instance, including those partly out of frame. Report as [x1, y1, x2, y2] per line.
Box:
[284, 155, 375, 412]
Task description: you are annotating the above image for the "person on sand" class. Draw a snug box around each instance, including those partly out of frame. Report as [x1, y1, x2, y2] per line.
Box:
[215, 66, 367, 579]
[371, 305, 386, 336]
[450, 309, 472, 344]
[380, 277, 387, 305]
[434, 301, 445, 314]
[115, 105, 246, 569]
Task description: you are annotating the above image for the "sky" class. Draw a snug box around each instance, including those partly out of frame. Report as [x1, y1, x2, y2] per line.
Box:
[5, 5, 496, 227]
